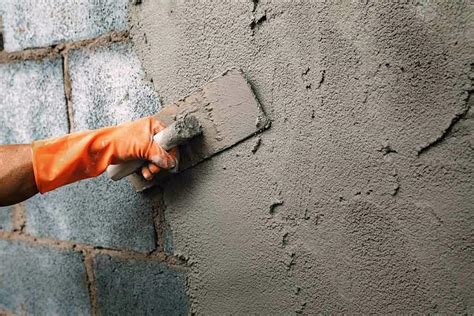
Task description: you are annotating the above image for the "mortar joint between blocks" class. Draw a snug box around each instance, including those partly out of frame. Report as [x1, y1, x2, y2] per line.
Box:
[61, 52, 74, 132]
[12, 203, 26, 234]
[0, 31, 129, 64]
[82, 249, 99, 316]
[150, 188, 167, 253]
[0, 230, 191, 270]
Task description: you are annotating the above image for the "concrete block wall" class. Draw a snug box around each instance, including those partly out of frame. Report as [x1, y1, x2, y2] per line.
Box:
[0, 207, 12, 231]
[0, 0, 473, 315]
[0, 240, 91, 314]
[0, 1, 189, 314]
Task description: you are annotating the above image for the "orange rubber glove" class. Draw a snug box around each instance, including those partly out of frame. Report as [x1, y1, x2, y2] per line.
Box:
[32, 116, 177, 193]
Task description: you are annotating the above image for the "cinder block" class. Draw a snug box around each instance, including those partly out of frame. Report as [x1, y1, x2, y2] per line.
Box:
[69, 43, 161, 130]
[0, 239, 91, 314]
[0, 207, 12, 231]
[0, 58, 68, 144]
[25, 174, 157, 252]
[23, 42, 163, 252]
[1, 0, 128, 52]
[93, 254, 189, 315]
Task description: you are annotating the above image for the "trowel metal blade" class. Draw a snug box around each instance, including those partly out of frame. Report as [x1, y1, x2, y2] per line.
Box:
[129, 68, 270, 192]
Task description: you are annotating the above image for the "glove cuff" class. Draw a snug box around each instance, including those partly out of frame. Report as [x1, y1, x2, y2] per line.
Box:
[32, 129, 113, 193]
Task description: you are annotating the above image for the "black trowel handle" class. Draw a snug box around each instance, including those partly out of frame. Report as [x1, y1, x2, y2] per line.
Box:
[106, 115, 202, 181]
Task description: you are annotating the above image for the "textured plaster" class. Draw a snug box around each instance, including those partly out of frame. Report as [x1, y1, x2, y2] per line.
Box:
[1, 0, 128, 52]
[131, 1, 473, 314]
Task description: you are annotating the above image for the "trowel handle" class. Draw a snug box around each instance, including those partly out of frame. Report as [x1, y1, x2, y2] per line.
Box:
[106, 115, 202, 181]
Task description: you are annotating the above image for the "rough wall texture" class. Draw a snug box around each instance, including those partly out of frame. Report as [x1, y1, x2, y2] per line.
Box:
[1, 0, 129, 52]
[93, 254, 189, 315]
[0, 207, 12, 231]
[0, 1, 188, 314]
[0, 58, 68, 144]
[0, 239, 91, 315]
[130, 0, 473, 314]
[0, 0, 472, 314]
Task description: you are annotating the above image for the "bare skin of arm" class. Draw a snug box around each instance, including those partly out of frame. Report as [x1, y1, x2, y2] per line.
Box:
[0, 144, 38, 207]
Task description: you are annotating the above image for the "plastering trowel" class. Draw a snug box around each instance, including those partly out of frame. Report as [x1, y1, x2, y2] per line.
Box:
[106, 68, 270, 192]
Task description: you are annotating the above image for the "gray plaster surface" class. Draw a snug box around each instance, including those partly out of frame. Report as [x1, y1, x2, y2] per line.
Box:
[131, 1, 473, 313]
[0, 239, 90, 314]
[25, 174, 158, 252]
[69, 43, 161, 130]
[0, 207, 12, 231]
[1, 0, 128, 52]
[93, 254, 188, 315]
[0, 58, 68, 144]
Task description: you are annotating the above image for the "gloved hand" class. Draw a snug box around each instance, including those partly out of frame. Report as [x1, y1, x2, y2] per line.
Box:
[32, 116, 177, 193]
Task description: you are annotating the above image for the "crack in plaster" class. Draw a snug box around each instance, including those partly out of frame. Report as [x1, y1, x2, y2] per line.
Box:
[417, 90, 473, 156]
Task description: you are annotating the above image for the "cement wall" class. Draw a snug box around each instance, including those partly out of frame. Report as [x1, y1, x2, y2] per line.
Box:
[0, 0, 472, 314]
[130, 0, 473, 314]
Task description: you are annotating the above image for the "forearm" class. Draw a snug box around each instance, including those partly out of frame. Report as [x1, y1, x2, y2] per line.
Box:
[0, 144, 38, 206]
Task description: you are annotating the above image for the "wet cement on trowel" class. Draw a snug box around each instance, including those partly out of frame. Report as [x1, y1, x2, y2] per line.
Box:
[153, 68, 269, 171]
[129, 1, 473, 314]
[129, 68, 269, 191]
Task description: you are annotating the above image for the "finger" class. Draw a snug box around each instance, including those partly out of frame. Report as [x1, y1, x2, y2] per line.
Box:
[148, 163, 161, 174]
[147, 143, 177, 169]
[141, 165, 154, 181]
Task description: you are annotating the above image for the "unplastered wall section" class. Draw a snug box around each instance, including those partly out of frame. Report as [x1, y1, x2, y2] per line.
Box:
[130, 0, 473, 314]
[0, 0, 188, 314]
